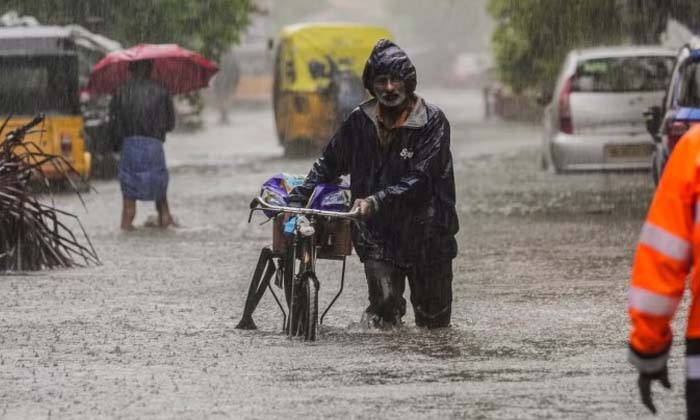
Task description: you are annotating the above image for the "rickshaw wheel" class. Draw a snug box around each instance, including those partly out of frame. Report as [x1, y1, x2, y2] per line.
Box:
[283, 140, 319, 159]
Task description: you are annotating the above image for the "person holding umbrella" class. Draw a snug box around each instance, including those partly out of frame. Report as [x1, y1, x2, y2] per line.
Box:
[90, 44, 219, 230]
[109, 59, 176, 230]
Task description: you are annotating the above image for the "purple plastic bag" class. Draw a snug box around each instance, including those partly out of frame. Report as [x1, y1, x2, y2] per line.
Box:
[260, 173, 305, 217]
[307, 182, 351, 212]
[259, 174, 350, 217]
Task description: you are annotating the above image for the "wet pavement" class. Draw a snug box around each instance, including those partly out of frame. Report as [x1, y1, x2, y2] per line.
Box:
[0, 89, 686, 419]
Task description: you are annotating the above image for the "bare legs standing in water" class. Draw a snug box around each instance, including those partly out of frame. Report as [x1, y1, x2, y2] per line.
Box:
[120, 197, 175, 230]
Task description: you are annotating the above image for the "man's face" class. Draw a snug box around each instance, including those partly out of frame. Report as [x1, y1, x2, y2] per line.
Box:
[373, 74, 407, 107]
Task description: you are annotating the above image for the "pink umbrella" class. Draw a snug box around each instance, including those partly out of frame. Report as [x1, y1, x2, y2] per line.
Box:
[87, 43, 219, 95]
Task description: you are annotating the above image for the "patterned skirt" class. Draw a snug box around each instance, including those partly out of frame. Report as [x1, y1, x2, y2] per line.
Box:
[117, 136, 169, 201]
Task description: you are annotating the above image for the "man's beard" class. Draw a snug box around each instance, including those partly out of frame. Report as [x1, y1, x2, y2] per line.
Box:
[377, 91, 407, 107]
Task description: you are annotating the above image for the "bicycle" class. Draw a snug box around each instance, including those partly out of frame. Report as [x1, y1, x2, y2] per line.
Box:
[235, 196, 360, 341]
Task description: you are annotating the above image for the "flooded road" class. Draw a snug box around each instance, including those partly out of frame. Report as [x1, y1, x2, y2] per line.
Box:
[0, 89, 684, 419]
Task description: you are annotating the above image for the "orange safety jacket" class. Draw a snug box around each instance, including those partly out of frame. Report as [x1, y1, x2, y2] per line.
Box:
[628, 125, 700, 380]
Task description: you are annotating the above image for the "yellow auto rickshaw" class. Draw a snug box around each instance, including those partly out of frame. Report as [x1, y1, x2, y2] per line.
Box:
[0, 26, 102, 181]
[272, 23, 394, 156]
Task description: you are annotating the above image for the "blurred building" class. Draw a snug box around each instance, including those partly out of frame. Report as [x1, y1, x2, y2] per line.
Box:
[229, 0, 273, 103]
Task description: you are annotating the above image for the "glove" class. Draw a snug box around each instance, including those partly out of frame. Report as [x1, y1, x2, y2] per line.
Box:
[638, 365, 671, 414]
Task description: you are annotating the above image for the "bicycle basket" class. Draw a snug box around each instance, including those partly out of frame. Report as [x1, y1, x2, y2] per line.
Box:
[317, 219, 353, 256]
[272, 216, 352, 257]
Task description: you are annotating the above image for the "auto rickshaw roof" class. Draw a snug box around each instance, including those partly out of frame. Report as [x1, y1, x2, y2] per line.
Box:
[0, 50, 77, 57]
[279, 22, 393, 40]
[277, 22, 394, 92]
[0, 25, 75, 40]
[0, 25, 120, 54]
[0, 26, 76, 53]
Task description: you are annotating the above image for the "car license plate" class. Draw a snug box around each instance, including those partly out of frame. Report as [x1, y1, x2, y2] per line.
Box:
[605, 143, 654, 159]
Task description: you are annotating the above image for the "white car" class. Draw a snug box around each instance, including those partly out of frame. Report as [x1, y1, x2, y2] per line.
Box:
[541, 46, 676, 172]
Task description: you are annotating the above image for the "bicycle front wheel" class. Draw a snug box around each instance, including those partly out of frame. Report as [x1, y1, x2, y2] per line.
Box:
[301, 272, 319, 341]
[288, 272, 319, 340]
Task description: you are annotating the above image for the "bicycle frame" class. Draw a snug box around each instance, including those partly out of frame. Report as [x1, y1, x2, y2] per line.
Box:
[235, 197, 359, 339]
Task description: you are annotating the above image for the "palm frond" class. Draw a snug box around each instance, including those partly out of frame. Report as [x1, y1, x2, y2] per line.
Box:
[0, 114, 100, 272]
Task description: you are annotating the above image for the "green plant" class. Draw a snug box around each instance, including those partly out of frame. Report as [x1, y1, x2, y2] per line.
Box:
[488, 0, 624, 94]
[0, 0, 253, 61]
[0, 115, 100, 271]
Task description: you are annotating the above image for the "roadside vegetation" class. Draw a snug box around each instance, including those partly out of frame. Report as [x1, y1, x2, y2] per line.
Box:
[0, 116, 99, 271]
[0, 0, 254, 61]
[487, 0, 700, 95]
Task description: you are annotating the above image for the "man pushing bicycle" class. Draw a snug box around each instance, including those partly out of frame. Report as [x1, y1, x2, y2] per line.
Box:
[288, 39, 459, 329]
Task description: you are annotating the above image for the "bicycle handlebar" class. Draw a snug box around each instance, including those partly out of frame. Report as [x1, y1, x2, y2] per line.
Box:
[248, 196, 361, 223]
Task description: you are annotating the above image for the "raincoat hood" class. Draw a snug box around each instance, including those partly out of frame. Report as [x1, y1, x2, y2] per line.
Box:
[362, 39, 417, 96]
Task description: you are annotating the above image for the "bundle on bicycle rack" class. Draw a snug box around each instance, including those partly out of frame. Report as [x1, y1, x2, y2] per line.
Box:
[235, 173, 358, 341]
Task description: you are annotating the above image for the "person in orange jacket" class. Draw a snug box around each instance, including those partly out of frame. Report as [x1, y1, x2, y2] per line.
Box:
[628, 124, 700, 418]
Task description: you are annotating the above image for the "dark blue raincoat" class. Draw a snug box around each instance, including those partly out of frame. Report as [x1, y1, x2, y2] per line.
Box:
[289, 39, 458, 268]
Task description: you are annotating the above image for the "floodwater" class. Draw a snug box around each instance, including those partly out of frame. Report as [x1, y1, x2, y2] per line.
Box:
[0, 89, 685, 419]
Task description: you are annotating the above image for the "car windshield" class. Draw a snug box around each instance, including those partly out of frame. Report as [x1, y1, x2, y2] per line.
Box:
[0, 54, 79, 115]
[677, 60, 700, 107]
[571, 55, 674, 93]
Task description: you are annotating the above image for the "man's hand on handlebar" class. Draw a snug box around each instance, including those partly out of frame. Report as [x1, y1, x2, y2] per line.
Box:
[352, 198, 375, 220]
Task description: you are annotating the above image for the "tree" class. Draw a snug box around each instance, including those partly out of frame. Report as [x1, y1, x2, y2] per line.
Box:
[487, 0, 700, 94]
[487, 0, 624, 94]
[0, 0, 253, 60]
[626, 0, 700, 44]
[625, 0, 670, 44]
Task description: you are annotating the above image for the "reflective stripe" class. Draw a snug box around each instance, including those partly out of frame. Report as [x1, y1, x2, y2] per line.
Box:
[639, 222, 691, 262]
[628, 286, 681, 316]
[628, 348, 669, 374]
[695, 201, 700, 224]
[689, 356, 700, 379]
